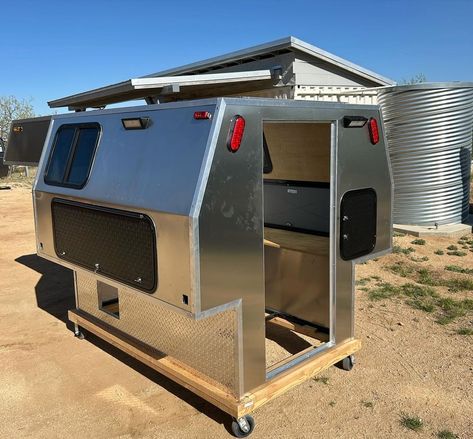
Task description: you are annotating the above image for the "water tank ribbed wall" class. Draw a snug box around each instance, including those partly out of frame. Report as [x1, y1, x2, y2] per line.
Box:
[378, 83, 473, 226]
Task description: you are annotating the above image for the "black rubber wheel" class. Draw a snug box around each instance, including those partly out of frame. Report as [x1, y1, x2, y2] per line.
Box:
[74, 328, 85, 340]
[338, 354, 355, 371]
[231, 415, 255, 438]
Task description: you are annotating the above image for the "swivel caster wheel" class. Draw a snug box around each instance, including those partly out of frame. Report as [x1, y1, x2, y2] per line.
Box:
[231, 415, 255, 438]
[74, 327, 85, 340]
[337, 354, 355, 371]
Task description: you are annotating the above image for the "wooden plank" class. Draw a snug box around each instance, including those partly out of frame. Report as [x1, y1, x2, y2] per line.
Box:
[266, 345, 317, 374]
[264, 228, 329, 255]
[267, 316, 329, 343]
[102, 303, 119, 314]
[263, 238, 280, 248]
[68, 310, 241, 417]
[237, 339, 361, 417]
[69, 310, 360, 420]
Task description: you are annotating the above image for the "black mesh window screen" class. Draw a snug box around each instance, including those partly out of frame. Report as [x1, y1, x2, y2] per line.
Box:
[45, 123, 100, 188]
[340, 188, 377, 260]
[52, 199, 157, 292]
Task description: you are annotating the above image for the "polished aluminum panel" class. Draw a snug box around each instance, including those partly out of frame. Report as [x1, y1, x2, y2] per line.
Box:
[35, 103, 216, 216]
[197, 101, 266, 394]
[378, 83, 473, 225]
[334, 108, 393, 343]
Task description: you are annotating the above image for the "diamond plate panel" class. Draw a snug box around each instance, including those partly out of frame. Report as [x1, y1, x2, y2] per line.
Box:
[76, 271, 239, 394]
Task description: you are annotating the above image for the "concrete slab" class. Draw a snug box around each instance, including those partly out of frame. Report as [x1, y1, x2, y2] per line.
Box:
[394, 217, 472, 237]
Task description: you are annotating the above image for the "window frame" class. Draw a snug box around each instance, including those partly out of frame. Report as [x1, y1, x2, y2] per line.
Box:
[44, 122, 101, 189]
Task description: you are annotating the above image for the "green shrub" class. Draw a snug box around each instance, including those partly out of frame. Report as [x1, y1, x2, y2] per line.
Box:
[456, 327, 473, 336]
[437, 430, 458, 439]
[387, 263, 415, 277]
[417, 268, 438, 286]
[393, 245, 415, 255]
[356, 277, 371, 286]
[410, 256, 429, 262]
[443, 277, 473, 292]
[444, 265, 473, 274]
[400, 413, 423, 432]
[368, 283, 400, 301]
[447, 250, 467, 257]
[435, 298, 471, 324]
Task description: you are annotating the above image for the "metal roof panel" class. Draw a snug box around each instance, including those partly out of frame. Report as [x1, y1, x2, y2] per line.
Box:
[146, 36, 395, 86]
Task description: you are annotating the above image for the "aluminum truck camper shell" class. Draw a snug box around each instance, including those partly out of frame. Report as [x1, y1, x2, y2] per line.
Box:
[31, 97, 392, 436]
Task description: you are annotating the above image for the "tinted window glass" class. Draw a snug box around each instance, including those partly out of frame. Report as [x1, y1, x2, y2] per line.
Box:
[66, 128, 99, 185]
[46, 127, 75, 183]
[45, 124, 99, 188]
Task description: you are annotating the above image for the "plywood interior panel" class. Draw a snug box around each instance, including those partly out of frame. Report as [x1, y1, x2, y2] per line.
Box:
[263, 122, 331, 182]
[264, 228, 329, 255]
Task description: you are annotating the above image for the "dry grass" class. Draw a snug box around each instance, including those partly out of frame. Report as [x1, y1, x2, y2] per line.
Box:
[0, 166, 37, 188]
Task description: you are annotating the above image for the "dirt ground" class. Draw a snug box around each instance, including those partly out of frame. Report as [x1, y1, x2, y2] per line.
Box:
[1, 185, 472, 439]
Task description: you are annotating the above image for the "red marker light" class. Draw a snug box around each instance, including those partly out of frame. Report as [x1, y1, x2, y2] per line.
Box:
[227, 115, 245, 152]
[368, 118, 380, 145]
[194, 111, 212, 120]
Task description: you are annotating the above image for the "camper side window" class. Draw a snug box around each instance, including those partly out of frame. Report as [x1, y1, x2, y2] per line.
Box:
[45, 123, 100, 188]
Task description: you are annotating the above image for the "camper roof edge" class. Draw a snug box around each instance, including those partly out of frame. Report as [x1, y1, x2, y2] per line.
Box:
[48, 97, 381, 120]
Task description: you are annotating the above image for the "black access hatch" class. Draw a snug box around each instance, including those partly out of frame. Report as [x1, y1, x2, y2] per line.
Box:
[340, 188, 377, 260]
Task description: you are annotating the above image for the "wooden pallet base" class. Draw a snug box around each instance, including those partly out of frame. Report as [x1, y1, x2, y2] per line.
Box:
[69, 309, 361, 419]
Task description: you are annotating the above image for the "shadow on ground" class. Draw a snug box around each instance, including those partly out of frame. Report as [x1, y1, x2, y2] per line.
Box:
[15, 254, 230, 432]
[16, 254, 75, 324]
[266, 322, 312, 354]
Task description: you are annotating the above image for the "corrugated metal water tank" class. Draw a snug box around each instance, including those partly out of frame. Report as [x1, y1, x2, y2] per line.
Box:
[378, 83, 473, 225]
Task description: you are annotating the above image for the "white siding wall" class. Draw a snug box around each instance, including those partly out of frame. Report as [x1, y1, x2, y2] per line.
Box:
[294, 85, 379, 105]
